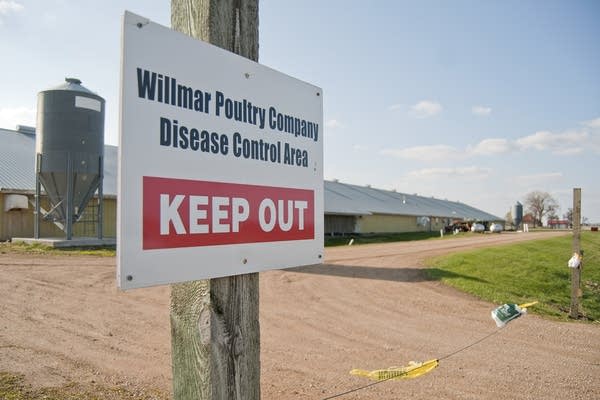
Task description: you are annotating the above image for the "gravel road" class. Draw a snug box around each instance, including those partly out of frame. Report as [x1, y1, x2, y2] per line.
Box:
[1, 231, 598, 399]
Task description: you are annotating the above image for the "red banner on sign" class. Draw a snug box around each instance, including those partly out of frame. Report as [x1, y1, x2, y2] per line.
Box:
[142, 176, 315, 249]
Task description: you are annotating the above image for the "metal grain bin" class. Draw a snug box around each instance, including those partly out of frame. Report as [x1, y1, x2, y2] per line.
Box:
[512, 201, 523, 229]
[35, 78, 105, 239]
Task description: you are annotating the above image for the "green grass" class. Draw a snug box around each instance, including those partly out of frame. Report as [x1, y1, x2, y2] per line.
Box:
[425, 232, 600, 321]
[0, 242, 115, 257]
[0, 371, 168, 400]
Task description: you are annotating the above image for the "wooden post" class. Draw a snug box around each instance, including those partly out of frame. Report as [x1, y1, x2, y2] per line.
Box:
[569, 188, 582, 319]
[170, 1, 260, 399]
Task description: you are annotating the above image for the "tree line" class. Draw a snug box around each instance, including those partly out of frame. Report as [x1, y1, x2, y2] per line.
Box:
[505, 190, 588, 228]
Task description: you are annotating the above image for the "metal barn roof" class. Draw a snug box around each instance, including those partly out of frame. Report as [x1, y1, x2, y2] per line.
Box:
[325, 180, 502, 221]
[0, 127, 118, 196]
[1, 126, 501, 221]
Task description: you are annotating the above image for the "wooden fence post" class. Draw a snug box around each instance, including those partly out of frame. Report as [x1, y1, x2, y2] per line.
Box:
[569, 188, 582, 319]
[170, 1, 260, 398]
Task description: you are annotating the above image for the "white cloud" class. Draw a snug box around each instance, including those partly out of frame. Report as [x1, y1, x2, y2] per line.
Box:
[552, 147, 584, 156]
[407, 166, 491, 180]
[515, 130, 554, 150]
[581, 117, 600, 154]
[0, 0, 23, 15]
[325, 119, 342, 129]
[380, 144, 458, 162]
[516, 130, 588, 154]
[0, 0, 23, 23]
[472, 105, 492, 116]
[589, 130, 600, 154]
[388, 103, 403, 111]
[467, 138, 513, 155]
[382, 120, 598, 165]
[0, 106, 36, 129]
[583, 117, 600, 129]
[410, 100, 442, 118]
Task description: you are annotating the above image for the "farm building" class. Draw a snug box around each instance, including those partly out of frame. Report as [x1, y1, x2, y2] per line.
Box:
[0, 126, 117, 241]
[325, 180, 502, 235]
[547, 219, 570, 229]
[0, 125, 502, 241]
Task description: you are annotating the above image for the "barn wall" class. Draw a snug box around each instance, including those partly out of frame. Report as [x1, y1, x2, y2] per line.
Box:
[357, 214, 420, 233]
[356, 214, 447, 234]
[0, 193, 4, 239]
[0, 192, 117, 241]
[429, 217, 446, 232]
[324, 214, 356, 234]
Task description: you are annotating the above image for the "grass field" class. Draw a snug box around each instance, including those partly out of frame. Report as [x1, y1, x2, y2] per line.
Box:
[0, 242, 116, 257]
[0, 371, 167, 400]
[425, 232, 600, 322]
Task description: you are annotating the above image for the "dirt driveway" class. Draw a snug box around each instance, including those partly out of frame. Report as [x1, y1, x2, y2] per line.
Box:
[1, 231, 598, 399]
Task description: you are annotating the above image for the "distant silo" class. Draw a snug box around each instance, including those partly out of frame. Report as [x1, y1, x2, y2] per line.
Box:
[35, 78, 105, 239]
[512, 201, 523, 228]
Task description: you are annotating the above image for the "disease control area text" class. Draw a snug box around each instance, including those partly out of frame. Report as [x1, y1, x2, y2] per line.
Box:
[135, 67, 320, 168]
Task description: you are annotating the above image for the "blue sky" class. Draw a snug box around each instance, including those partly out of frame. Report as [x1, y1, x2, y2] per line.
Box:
[1, 0, 599, 223]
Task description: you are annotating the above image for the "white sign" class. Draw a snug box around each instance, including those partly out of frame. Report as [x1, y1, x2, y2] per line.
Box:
[118, 11, 323, 289]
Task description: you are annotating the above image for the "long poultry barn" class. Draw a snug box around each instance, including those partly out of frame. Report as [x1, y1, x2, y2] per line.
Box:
[324, 179, 503, 235]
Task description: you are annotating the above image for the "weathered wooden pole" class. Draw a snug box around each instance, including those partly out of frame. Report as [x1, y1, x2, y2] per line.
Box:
[569, 188, 582, 319]
[170, 1, 260, 399]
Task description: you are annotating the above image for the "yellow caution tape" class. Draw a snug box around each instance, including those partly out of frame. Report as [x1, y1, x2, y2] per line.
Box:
[350, 359, 439, 381]
[518, 301, 538, 309]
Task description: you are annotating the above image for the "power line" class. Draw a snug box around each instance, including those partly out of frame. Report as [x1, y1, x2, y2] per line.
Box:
[438, 326, 505, 361]
[321, 378, 394, 400]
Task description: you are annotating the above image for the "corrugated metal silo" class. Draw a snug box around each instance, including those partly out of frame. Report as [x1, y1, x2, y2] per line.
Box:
[35, 78, 105, 239]
[512, 201, 523, 228]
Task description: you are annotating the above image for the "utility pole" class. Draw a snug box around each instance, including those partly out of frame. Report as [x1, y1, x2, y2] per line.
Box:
[569, 188, 582, 319]
[170, 1, 260, 399]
